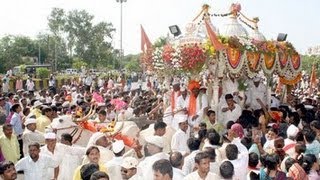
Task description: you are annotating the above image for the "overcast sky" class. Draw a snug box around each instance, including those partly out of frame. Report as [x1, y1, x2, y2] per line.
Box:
[0, 0, 318, 55]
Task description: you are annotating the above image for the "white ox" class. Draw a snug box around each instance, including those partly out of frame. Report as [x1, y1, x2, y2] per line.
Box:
[48, 115, 175, 149]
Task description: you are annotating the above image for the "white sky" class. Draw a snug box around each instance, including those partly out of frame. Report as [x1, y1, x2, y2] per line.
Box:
[0, 0, 318, 55]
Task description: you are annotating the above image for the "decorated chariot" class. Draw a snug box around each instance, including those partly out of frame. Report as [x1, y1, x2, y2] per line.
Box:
[141, 3, 301, 108]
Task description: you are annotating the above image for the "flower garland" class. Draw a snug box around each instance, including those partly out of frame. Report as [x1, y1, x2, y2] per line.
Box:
[204, 39, 216, 58]
[179, 44, 206, 75]
[162, 44, 175, 63]
[152, 47, 164, 70]
[279, 73, 302, 85]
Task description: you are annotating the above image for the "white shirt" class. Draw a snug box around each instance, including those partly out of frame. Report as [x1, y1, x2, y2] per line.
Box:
[2, 82, 9, 93]
[171, 129, 190, 155]
[105, 156, 123, 180]
[223, 78, 239, 95]
[171, 95, 190, 130]
[209, 162, 220, 175]
[22, 129, 45, 156]
[40, 143, 85, 179]
[221, 78, 242, 104]
[85, 76, 93, 86]
[15, 155, 58, 180]
[98, 78, 105, 87]
[26, 79, 35, 91]
[220, 103, 242, 126]
[182, 150, 201, 175]
[173, 167, 185, 180]
[183, 171, 219, 180]
[176, 94, 189, 113]
[58, 145, 83, 180]
[245, 81, 267, 110]
[229, 138, 249, 180]
[137, 152, 169, 180]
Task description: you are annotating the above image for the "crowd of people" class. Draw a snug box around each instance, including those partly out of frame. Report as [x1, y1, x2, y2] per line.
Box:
[0, 70, 319, 180]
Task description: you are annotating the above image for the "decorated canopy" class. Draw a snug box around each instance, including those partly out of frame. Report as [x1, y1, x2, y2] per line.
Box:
[141, 3, 301, 85]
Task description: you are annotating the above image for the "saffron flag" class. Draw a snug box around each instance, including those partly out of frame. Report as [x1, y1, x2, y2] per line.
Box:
[310, 63, 317, 89]
[141, 25, 152, 53]
[205, 20, 226, 51]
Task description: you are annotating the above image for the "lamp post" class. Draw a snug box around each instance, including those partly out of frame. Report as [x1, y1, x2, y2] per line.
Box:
[116, 0, 127, 67]
[38, 43, 41, 65]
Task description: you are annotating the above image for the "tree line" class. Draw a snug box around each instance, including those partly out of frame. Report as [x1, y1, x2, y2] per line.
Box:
[0, 8, 141, 73]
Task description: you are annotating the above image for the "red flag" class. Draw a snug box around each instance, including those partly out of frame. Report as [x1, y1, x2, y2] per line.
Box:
[310, 63, 317, 89]
[141, 25, 152, 53]
[205, 20, 226, 51]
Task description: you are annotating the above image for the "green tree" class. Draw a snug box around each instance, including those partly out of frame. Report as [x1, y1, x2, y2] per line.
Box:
[72, 57, 88, 70]
[36, 68, 50, 78]
[153, 37, 167, 48]
[48, 8, 66, 37]
[47, 8, 116, 69]
[123, 54, 141, 72]
[0, 35, 40, 73]
[301, 55, 320, 75]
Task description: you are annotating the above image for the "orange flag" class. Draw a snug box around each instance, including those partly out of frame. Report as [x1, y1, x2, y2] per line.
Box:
[141, 25, 152, 53]
[205, 20, 226, 51]
[310, 63, 317, 89]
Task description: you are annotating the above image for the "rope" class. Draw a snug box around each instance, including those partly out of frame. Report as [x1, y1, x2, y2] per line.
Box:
[239, 17, 255, 30]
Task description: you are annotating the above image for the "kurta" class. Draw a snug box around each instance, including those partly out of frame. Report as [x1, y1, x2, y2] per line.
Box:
[171, 129, 190, 156]
[105, 156, 123, 180]
[172, 95, 189, 130]
[182, 150, 201, 175]
[40, 143, 85, 180]
[15, 155, 58, 180]
[58, 145, 84, 180]
[173, 167, 185, 180]
[137, 152, 169, 180]
[0, 135, 20, 163]
[245, 81, 267, 110]
[220, 103, 242, 126]
[36, 115, 51, 133]
[22, 129, 45, 156]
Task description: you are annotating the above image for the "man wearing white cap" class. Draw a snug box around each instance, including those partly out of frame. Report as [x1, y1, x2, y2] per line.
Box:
[245, 76, 267, 110]
[22, 117, 45, 156]
[40, 132, 85, 180]
[121, 157, 140, 180]
[171, 115, 190, 156]
[137, 135, 169, 180]
[283, 124, 299, 157]
[105, 140, 125, 180]
[85, 132, 114, 164]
